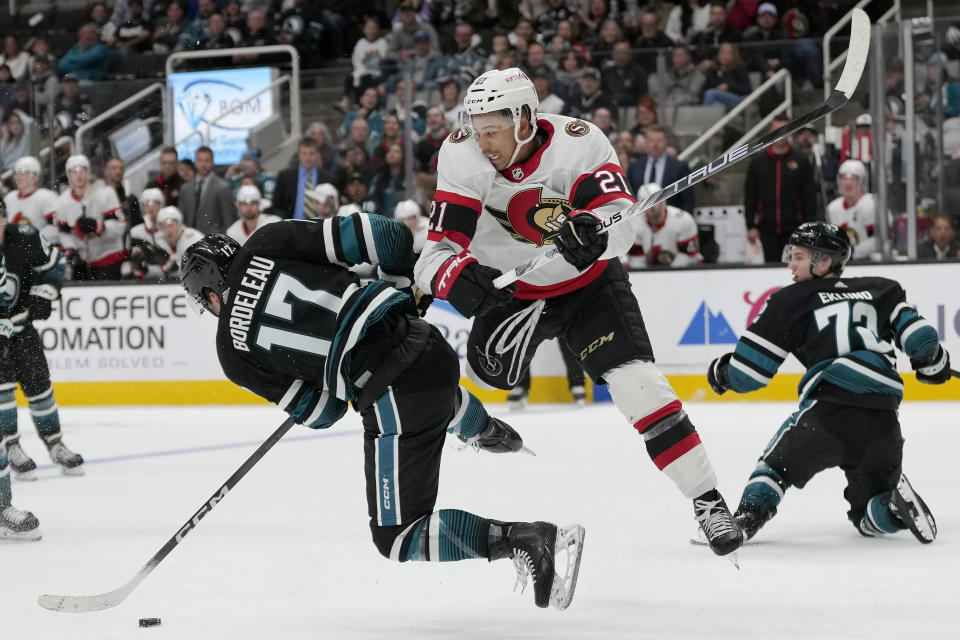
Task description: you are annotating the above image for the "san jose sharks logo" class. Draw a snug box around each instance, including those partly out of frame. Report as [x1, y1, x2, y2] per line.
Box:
[484, 188, 574, 246]
[0, 266, 20, 309]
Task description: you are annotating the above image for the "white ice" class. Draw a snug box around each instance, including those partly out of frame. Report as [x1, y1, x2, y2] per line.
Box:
[2, 401, 956, 639]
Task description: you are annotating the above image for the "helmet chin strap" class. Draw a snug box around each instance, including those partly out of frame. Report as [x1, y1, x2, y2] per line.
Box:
[506, 116, 538, 168]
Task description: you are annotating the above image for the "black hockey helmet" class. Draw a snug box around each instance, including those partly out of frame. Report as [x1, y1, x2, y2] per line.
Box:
[180, 234, 241, 314]
[783, 222, 852, 275]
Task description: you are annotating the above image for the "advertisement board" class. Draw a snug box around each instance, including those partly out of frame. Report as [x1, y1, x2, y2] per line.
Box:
[168, 67, 275, 164]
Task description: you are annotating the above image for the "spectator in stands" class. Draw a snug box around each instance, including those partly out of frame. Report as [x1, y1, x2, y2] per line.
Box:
[386, 30, 444, 95]
[743, 3, 787, 78]
[626, 181, 704, 268]
[415, 106, 450, 174]
[178, 146, 236, 235]
[225, 149, 275, 202]
[665, 0, 710, 45]
[0, 110, 35, 172]
[919, 214, 960, 260]
[176, 0, 216, 51]
[58, 24, 113, 82]
[531, 68, 565, 115]
[565, 66, 618, 121]
[334, 145, 372, 195]
[112, 0, 153, 54]
[274, 138, 335, 220]
[178, 158, 196, 182]
[634, 94, 660, 131]
[627, 124, 693, 212]
[337, 171, 373, 216]
[343, 117, 373, 156]
[486, 32, 514, 72]
[199, 13, 235, 50]
[523, 42, 555, 79]
[412, 170, 436, 214]
[104, 157, 143, 229]
[589, 20, 624, 71]
[345, 17, 389, 111]
[580, 0, 612, 46]
[603, 40, 647, 110]
[4, 82, 30, 121]
[509, 18, 535, 55]
[225, 185, 281, 245]
[919, 53, 960, 122]
[438, 76, 464, 127]
[50, 75, 92, 140]
[702, 42, 751, 112]
[633, 11, 674, 74]
[554, 48, 587, 104]
[239, 10, 274, 48]
[639, 0, 676, 32]
[90, 3, 115, 43]
[29, 55, 59, 114]
[338, 87, 384, 144]
[303, 121, 338, 174]
[155, 146, 183, 205]
[368, 142, 406, 217]
[155, 206, 202, 281]
[394, 198, 429, 253]
[537, 0, 577, 40]
[27, 38, 57, 72]
[275, 0, 325, 58]
[690, 1, 742, 72]
[743, 115, 818, 262]
[614, 130, 635, 169]
[389, 1, 440, 60]
[444, 22, 487, 84]
[591, 106, 617, 140]
[0, 66, 14, 115]
[648, 45, 705, 107]
[371, 113, 403, 171]
[0, 38, 30, 81]
[152, 1, 188, 55]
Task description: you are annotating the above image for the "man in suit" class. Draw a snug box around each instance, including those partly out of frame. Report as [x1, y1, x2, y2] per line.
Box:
[626, 125, 694, 213]
[179, 146, 236, 235]
[273, 138, 336, 219]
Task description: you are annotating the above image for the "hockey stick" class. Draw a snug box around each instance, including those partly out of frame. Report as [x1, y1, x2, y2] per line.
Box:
[952, 369, 960, 379]
[493, 8, 871, 289]
[38, 416, 297, 613]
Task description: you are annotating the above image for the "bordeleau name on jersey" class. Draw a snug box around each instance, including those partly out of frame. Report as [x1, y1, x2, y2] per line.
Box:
[229, 255, 275, 351]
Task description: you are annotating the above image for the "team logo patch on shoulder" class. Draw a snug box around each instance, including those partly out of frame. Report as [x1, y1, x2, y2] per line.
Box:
[449, 128, 472, 143]
[565, 120, 590, 137]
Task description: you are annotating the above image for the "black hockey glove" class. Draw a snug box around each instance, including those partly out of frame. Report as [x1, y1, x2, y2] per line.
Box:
[75, 216, 101, 236]
[555, 210, 608, 271]
[433, 253, 515, 319]
[707, 353, 733, 395]
[911, 346, 951, 385]
[27, 296, 52, 321]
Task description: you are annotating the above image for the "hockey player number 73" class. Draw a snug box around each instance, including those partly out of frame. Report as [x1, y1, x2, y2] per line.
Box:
[814, 301, 893, 357]
[254, 272, 346, 355]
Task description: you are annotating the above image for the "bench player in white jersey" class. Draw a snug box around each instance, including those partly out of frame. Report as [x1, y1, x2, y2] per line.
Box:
[626, 182, 704, 268]
[826, 159, 876, 260]
[128, 188, 169, 280]
[225, 185, 281, 245]
[155, 206, 203, 280]
[3, 157, 59, 246]
[414, 68, 743, 557]
[52, 154, 126, 280]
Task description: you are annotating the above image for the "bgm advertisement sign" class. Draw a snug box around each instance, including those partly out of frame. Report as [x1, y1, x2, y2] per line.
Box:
[169, 67, 274, 164]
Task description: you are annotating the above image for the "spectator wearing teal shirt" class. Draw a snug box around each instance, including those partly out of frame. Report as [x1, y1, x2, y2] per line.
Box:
[57, 25, 113, 82]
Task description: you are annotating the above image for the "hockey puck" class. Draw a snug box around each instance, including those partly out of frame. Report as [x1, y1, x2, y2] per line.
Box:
[138, 618, 161, 628]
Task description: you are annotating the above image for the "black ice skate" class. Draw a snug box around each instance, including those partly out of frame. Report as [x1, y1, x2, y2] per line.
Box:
[694, 489, 744, 557]
[460, 417, 527, 454]
[44, 435, 84, 476]
[889, 474, 936, 544]
[570, 385, 587, 408]
[4, 436, 37, 481]
[488, 520, 585, 610]
[733, 508, 770, 542]
[0, 504, 41, 541]
[506, 386, 527, 411]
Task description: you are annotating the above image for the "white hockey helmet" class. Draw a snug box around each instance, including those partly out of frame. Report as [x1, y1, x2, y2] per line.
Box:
[14, 156, 41, 176]
[157, 206, 183, 226]
[65, 154, 91, 173]
[393, 199, 421, 220]
[140, 187, 164, 204]
[236, 185, 261, 204]
[636, 182, 661, 202]
[462, 68, 539, 164]
[837, 159, 867, 188]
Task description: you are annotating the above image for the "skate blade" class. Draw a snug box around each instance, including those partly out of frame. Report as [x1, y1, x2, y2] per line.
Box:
[550, 524, 586, 610]
[0, 528, 42, 542]
[726, 551, 740, 570]
[13, 470, 38, 481]
[60, 466, 85, 477]
[520, 445, 537, 457]
[896, 476, 936, 543]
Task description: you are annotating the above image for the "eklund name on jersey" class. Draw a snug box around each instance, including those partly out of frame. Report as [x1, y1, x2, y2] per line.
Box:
[229, 255, 275, 351]
[817, 290, 874, 304]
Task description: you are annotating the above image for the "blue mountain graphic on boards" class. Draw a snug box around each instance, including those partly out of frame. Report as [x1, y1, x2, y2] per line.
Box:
[678, 302, 739, 345]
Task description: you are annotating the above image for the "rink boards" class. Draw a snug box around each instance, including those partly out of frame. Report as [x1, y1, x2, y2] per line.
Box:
[31, 262, 960, 405]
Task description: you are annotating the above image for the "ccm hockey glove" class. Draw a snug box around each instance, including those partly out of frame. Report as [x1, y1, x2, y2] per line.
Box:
[75, 216, 102, 236]
[911, 346, 951, 385]
[555, 210, 608, 270]
[433, 252, 516, 318]
[707, 353, 733, 395]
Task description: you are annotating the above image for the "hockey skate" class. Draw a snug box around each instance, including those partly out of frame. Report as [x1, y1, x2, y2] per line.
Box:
[569, 385, 587, 408]
[459, 417, 533, 455]
[694, 490, 744, 559]
[45, 436, 84, 476]
[489, 521, 586, 610]
[889, 474, 936, 544]
[506, 386, 527, 411]
[0, 504, 41, 541]
[5, 436, 38, 481]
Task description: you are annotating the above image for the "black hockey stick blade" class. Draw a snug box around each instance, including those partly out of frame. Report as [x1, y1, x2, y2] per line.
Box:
[38, 416, 297, 613]
[951, 369, 960, 380]
[493, 8, 871, 289]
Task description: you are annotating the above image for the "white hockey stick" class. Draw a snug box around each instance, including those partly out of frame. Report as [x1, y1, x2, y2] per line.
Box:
[38, 416, 296, 613]
[493, 8, 871, 289]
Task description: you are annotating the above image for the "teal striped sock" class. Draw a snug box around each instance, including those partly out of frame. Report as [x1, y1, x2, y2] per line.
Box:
[0, 446, 10, 505]
[0, 385, 17, 439]
[446, 387, 489, 440]
[404, 510, 490, 562]
[27, 388, 61, 439]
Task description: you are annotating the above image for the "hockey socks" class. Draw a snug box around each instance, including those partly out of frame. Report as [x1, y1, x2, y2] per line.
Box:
[393, 510, 490, 562]
[446, 386, 488, 441]
[633, 401, 717, 498]
[0, 384, 17, 439]
[859, 492, 903, 537]
[0, 446, 11, 505]
[27, 387, 61, 439]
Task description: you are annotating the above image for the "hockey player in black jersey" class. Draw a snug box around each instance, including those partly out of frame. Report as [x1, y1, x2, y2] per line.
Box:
[708, 222, 947, 544]
[179, 215, 586, 610]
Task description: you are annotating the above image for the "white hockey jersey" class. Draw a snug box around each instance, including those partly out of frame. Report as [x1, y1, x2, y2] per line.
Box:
[3, 188, 59, 245]
[225, 214, 282, 246]
[414, 113, 638, 299]
[625, 205, 703, 268]
[128, 221, 165, 280]
[826, 193, 876, 259]
[156, 227, 204, 277]
[52, 183, 125, 267]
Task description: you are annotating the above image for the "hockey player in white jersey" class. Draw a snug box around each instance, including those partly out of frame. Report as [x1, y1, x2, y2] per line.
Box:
[128, 188, 168, 280]
[414, 68, 743, 558]
[826, 159, 876, 259]
[52, 154, 126, 280]
[155, 206, 202, 280]
[3, 156, 59, 246]
[225, 185, 281, 245]
[626, 182, 704, 268]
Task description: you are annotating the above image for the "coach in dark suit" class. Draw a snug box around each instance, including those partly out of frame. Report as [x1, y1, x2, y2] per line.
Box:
[179, 146, 237, 234]
[626, 124, 694, 213]
[273, 138, 336, 219]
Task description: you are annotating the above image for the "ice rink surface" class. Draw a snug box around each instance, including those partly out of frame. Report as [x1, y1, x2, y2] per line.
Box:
[2, 401, 956, 639]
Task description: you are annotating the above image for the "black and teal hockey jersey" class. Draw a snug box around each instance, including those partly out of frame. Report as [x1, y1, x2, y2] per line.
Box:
[0, 224, 65, 315]
[215, 215, 413, 429]
[727, 276, 940, 406]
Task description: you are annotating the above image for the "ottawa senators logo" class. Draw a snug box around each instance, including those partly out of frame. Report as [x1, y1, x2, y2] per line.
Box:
[565, 120, 590, 137]
[449, 128, 472, 143]
[473, 347, 503, 377]
[484, 188, 574, 246]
